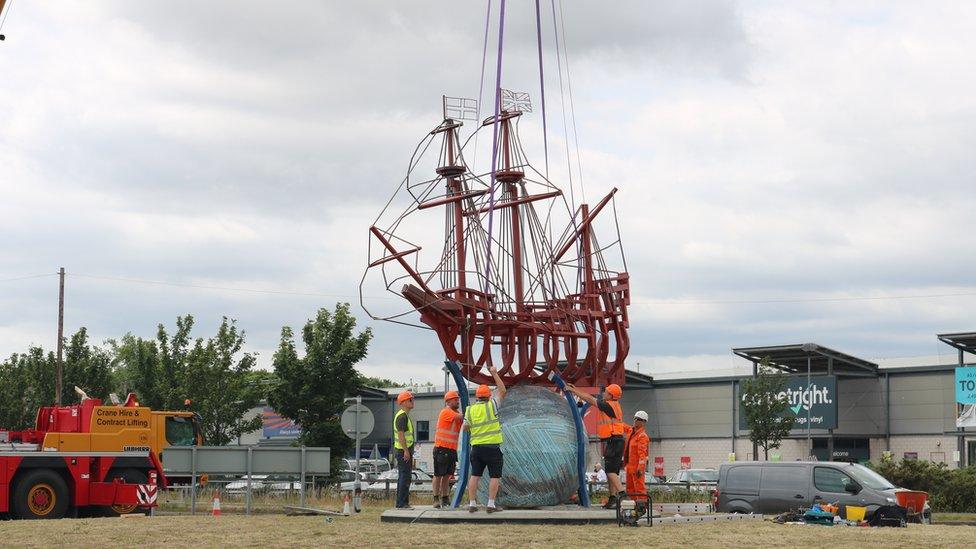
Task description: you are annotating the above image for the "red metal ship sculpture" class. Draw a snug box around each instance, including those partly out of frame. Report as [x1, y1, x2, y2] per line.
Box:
[361, 100, 630, 388]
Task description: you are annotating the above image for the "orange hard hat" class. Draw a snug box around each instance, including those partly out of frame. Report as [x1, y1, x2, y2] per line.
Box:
[476, 384, 491, 398]
[397, 391, 414, 404]
[444, 390, 460, 402]
[605, 384, 622, 400]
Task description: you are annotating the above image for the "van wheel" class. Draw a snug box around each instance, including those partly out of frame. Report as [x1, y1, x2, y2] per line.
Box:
[98, 469, 149, 517]
[12, 470, 70, 519]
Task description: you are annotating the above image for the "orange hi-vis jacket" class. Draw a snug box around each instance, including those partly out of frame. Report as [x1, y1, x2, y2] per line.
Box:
[624, 425, 649, 471]
[434, 407, 463, 450]
[596, 400, 626, 439]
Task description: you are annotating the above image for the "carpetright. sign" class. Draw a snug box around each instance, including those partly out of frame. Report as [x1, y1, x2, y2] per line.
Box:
[739, 375, 838, 431]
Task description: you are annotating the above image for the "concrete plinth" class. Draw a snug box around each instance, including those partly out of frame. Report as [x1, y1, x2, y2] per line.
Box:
[380, 505, 626, 524]
[380, 504, 761, 526]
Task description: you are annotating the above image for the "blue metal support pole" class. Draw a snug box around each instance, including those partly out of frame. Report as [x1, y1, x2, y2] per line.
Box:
[548, 372, 590, 507]
[445, 360, 471, 509]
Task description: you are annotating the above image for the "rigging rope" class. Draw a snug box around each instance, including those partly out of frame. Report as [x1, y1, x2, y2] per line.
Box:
[471, 0, 493, 169]
[534, 0, 549, 177]
[557, 0, 586, 203]
[483, 0, 507, 297]
[549, 0, 575, 211]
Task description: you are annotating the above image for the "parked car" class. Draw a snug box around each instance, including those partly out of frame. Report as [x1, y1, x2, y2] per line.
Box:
[668, 469, 718, 492]
[342, 458, 391, 481]
[339, 469, 371, 491]
[224, 475, 269, 496]
[715, 461, 931, 522]
[266, 481, 304, 496]
[365, 469, 433, 493]
[643, 472, 674, 493]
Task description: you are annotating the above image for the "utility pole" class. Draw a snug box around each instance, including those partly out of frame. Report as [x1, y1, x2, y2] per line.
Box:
[56, 267, 65, 405]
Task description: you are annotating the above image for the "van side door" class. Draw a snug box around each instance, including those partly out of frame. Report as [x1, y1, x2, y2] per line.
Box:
[758, 465, 810, 514]
[812, 466, 865, 507]
[719, 465, 761, 513]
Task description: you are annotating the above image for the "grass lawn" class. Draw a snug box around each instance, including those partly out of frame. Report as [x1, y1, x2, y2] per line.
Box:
[2, 500, 974, 548]
[932, 512, 976, 523]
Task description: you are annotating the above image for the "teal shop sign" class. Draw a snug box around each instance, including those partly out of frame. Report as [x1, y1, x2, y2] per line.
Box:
[956, 367, 976, 404]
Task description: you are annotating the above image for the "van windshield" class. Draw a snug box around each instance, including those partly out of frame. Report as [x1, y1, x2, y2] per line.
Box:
[845, 464, 894, 491]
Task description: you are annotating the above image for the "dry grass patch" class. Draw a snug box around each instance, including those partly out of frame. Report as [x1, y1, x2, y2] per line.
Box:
[1, 509, 974, 548]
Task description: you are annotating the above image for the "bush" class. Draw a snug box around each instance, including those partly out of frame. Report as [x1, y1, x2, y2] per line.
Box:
[930, 469, 976, 513]
[868, 457, 976, 512]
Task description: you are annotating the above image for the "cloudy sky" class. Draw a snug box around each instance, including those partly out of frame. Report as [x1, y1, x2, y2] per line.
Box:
[2, 1, 974, 384]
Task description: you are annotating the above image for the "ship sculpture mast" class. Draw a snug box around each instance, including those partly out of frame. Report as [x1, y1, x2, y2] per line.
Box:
[362, 95, 630, 389]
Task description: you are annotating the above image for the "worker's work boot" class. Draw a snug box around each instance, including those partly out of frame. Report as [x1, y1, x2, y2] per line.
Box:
[602, 495, 617, 509]
[442, 496, 450, 508]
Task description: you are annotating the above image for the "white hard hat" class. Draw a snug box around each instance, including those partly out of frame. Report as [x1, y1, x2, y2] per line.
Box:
[634, 410, 648, 422]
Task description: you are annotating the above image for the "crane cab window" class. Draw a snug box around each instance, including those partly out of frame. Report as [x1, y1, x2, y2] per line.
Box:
[165, 416, 196, 446]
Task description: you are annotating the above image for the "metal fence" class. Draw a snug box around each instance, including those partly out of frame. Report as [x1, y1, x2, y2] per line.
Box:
[163, 446, 330, 515]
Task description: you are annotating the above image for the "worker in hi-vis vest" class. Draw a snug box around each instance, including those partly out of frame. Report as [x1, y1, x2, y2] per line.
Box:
[432, 390, 462, 508]
[566, 382, 627, 508]
[624, 410, 650, 514]
[462, 365, 506, 513]
[393, 390, 415, 509]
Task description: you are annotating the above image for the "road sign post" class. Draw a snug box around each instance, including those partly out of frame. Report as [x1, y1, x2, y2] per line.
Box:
[342, 397, 374, 513]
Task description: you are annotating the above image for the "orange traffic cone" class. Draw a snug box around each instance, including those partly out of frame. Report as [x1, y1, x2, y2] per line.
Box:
[212, 490, 222, 517]
[342, 492, 351, 515]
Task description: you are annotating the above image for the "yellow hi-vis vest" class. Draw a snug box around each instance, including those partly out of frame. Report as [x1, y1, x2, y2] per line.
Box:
[464, 400, 503, 446]
[393, 409, 414, 450]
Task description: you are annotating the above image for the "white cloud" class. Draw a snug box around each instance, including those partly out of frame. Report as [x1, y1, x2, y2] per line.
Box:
[2, 1, 975, 384]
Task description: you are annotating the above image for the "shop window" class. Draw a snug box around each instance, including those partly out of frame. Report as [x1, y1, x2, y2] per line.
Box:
[416, 420, 430, 441]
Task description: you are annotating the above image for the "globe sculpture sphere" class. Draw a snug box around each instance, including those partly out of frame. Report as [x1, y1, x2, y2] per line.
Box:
[471, 385, 580, 507]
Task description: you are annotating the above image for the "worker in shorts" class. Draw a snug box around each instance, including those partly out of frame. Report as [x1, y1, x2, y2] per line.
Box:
[462, 365, 506, 513]
[624, 410, 650, 515]
[566, 383, 627, 508]
[432, 390, 462, 508]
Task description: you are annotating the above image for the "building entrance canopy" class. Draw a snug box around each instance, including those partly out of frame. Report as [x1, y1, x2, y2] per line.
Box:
[732, 343, 878, 377]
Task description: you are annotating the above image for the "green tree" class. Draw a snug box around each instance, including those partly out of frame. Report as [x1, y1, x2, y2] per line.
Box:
[268, 304, 372, 468]
[741, 358, 796, 460]
[113, 315, 265, 445]
[358, 375, 406, 388]
[0, 348, 51, 429]
[181, 317, 263, 445]
[0, 329, 118, 429]
[62, 327, 115, 402]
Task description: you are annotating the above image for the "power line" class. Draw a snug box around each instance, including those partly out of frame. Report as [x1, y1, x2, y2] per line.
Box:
[7, 271, 974, 307]
[633, 290, 976, 306]
[0, 273, 57, 283]
[68, 272, 394, 301]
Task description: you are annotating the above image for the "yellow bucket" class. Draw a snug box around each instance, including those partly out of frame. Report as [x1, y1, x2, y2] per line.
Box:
[846, 505, 866, 521]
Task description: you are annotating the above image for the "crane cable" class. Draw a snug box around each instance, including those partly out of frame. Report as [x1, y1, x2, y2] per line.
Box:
[482, 0, 506, 297]
[534, 0, 549, 178]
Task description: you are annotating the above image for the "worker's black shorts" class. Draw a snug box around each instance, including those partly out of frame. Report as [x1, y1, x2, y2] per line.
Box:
[433, 446, 458, 477]
[470, 445, 503, 478]
[602, 436, 625, 474]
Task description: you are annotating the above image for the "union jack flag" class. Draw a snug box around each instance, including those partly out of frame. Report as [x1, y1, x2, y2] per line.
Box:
[501, 89, 532, 113]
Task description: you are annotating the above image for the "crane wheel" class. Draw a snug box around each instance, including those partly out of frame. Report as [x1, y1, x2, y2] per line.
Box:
[12, 469, 70, 519]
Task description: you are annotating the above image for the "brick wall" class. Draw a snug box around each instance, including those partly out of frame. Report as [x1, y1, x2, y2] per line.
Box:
[883, 435, 959, 468]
